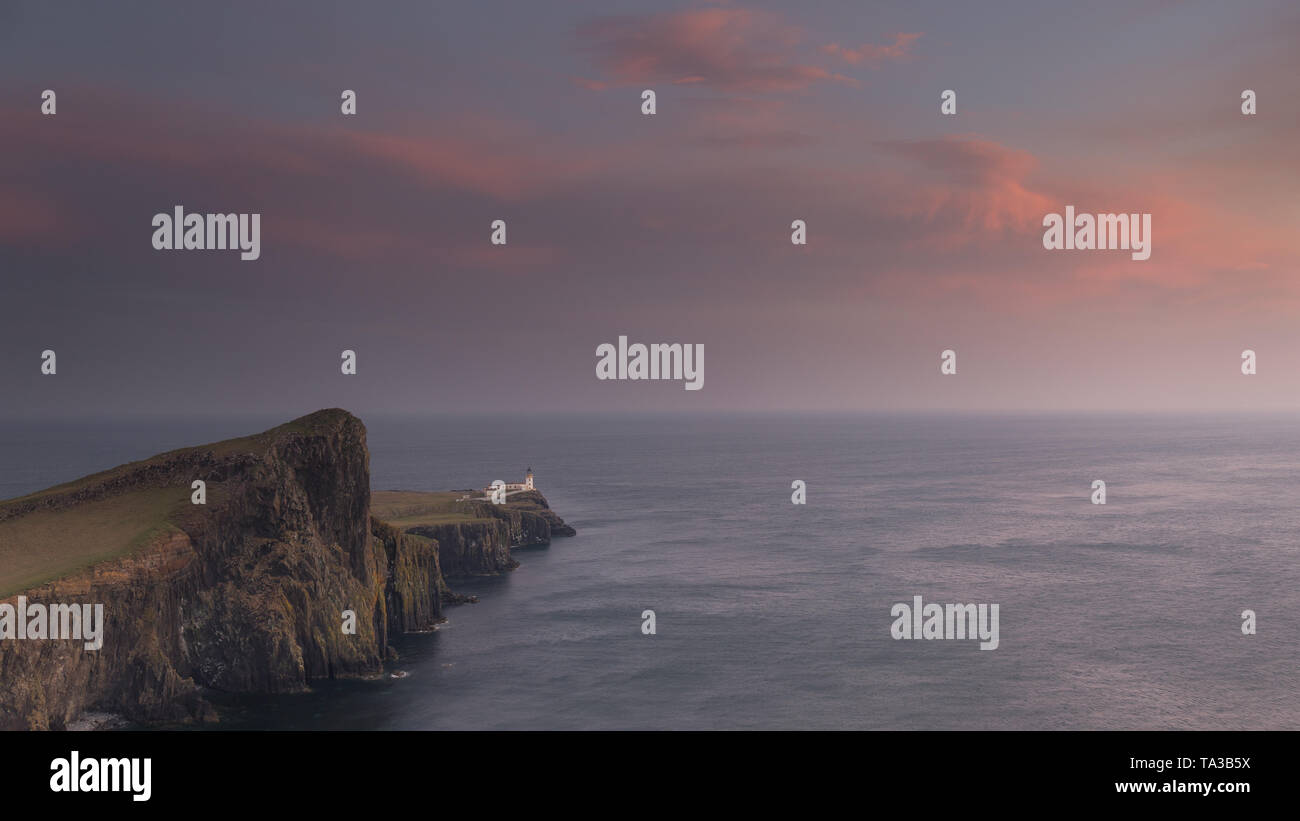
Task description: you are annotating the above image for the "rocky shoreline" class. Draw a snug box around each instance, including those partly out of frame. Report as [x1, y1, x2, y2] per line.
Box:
[0, 409, 574, 730]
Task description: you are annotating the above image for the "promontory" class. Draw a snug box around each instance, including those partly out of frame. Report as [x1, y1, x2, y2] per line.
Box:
[0, 409, 573, 730]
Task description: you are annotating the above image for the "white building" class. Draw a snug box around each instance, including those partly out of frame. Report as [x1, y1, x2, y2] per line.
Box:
[482, 468, 534, 494]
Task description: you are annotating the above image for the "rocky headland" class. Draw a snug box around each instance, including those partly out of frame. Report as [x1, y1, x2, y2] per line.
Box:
[0, 409, 573, 730]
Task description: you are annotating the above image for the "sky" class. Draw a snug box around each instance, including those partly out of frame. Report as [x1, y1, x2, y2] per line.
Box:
[1, 0, 1298, 417]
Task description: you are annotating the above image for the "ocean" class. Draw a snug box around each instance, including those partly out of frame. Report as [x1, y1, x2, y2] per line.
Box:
[3, 412, 1298, 729]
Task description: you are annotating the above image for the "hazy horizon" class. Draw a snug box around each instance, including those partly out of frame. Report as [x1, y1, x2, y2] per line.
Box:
[5, 406, 1300, 423]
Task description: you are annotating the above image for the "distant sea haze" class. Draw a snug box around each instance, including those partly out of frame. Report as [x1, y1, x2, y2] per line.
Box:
[2, 412, 1296, 729]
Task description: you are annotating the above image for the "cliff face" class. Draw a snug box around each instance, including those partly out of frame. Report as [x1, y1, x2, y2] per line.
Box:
[495, 490, 577, 539]
[0, 410, 573, 730]
[407, 496, 553, 576]
[178, 410, 385, 696]
[372, 518, 446, 632]
[370, 489, 576, 581]
[0, 531, 214, 729]
[411, 518, 519, 577]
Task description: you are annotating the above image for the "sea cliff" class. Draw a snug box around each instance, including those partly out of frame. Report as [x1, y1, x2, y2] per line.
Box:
[0, 409, 573, 730]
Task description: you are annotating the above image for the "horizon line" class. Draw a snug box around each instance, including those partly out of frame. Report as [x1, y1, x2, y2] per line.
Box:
[3, 407, 1300, 422]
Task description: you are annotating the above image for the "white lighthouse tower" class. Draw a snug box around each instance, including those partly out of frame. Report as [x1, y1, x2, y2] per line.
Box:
[525, 467, 534, 490]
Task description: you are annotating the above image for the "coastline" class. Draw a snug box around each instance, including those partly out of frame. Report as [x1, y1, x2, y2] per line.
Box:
[0, 409, 574, 730]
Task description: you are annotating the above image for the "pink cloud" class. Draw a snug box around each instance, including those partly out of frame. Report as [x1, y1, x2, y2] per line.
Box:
[577, 8, 854, 91]
[821, 32, 922, 64]
[875, 136, 1053, 236]
[0, 89, 606, 266]
[336, 131, 536, 201]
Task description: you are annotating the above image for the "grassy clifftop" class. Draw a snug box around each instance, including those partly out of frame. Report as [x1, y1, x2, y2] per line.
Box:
[0, 409, 357, 598]
[0, 487, 190, 597]
[371, 490, 495, 527]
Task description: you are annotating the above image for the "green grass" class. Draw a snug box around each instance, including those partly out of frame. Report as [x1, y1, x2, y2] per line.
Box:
[0, 486, 192, 598]
[0, 433, 267, 597]
[0, 409, 355, 599]
[370, 490, 499, 528]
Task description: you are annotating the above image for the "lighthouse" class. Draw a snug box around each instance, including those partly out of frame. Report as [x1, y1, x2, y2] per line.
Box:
[525, 467, 534, 490]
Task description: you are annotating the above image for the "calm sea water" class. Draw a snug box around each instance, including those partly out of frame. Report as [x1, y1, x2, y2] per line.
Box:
[3, 413, 1298, 730]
